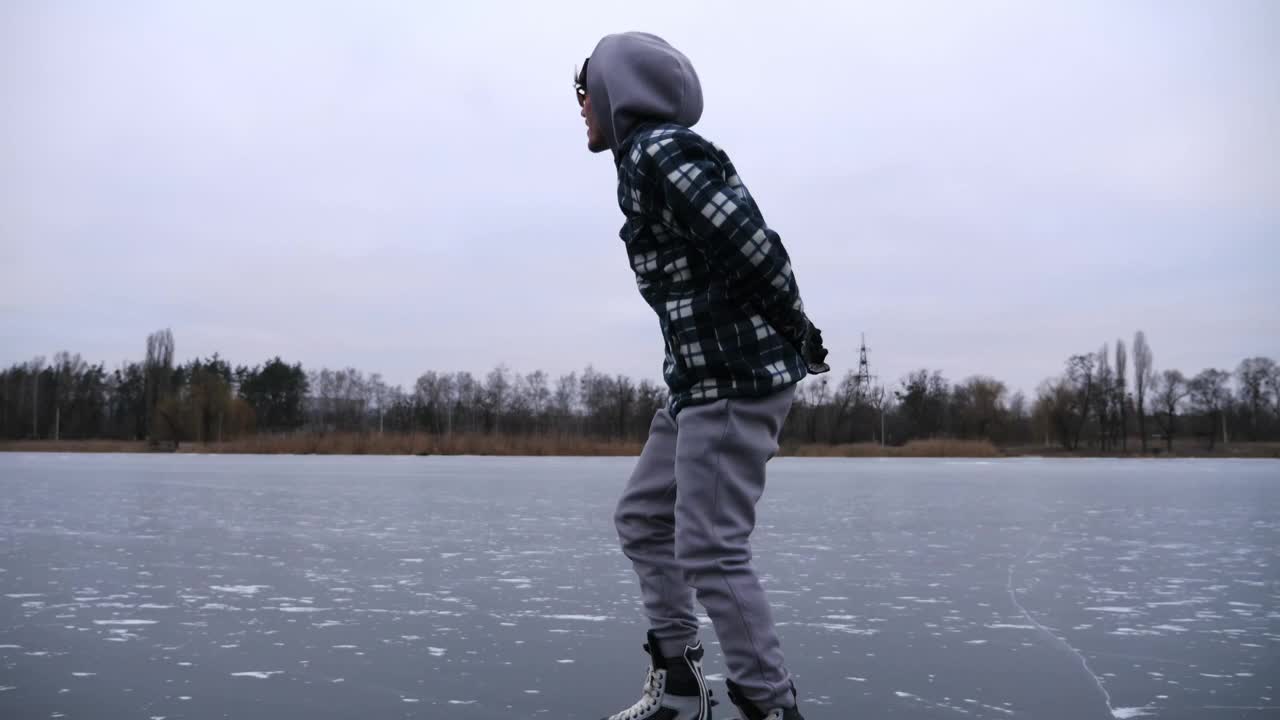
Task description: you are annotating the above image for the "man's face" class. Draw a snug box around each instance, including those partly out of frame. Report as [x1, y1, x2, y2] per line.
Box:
[581, 94, 608, 153]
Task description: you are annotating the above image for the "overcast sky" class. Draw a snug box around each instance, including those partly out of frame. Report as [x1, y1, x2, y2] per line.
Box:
[2, 1, 1276, 396]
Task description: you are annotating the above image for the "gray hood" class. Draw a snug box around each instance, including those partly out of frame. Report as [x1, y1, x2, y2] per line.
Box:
[585, 32, 703, 155]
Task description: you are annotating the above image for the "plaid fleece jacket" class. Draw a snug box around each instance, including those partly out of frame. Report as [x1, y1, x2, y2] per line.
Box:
[616, 123, 810, 414]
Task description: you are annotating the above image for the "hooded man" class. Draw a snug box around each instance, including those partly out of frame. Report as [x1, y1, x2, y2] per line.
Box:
[577, 32, 829, 720]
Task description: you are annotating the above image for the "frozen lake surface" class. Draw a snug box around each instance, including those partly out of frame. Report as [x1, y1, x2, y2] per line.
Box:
[1, 453, 1276, 719]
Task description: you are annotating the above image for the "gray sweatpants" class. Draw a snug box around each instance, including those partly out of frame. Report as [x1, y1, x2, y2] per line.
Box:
[613, 385, 797, 710]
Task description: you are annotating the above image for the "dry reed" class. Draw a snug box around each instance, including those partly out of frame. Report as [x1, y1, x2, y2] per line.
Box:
[0, 439, 149, 453]
[178, 432, 644, 457]
[782, 438, 1002, 458]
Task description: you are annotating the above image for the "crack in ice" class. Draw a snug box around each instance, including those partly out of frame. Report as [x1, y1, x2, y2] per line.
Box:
[1006, 523, 1153, 720]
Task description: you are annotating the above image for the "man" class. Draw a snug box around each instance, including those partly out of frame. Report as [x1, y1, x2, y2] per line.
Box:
[578, 32, 829, 720]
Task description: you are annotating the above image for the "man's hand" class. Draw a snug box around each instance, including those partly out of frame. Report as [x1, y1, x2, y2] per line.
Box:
[803, 321, 830, 375]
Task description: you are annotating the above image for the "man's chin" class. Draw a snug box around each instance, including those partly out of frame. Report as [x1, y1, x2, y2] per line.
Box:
[587, 137, 610, 154]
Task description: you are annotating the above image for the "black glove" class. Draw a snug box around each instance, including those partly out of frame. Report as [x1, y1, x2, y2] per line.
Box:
[802, 320, 830, 375]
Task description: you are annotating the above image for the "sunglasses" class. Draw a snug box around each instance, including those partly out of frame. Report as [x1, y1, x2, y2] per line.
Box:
[574, 57, 589, 107]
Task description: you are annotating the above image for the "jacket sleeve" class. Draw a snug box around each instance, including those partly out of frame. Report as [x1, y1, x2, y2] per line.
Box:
[647, 136, 810, 351]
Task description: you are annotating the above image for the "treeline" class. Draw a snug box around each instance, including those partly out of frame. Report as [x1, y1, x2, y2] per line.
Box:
[1029, 332, 1279, 452]
[1, 328, 1277, 452]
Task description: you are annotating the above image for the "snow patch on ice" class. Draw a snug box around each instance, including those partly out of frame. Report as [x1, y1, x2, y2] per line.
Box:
[1112, 707, 1155, 719]
[210, 585, 269, 596]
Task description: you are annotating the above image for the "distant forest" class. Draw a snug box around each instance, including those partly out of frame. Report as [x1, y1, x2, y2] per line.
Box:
[1, 329, 1277, 452]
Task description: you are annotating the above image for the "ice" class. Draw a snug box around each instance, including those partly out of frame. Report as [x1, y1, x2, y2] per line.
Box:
[1, 454, 1274, 719]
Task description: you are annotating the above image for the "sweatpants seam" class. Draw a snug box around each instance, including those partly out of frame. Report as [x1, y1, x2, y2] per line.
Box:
[709, 397, 773, 699]
[630, 409, 698, 653]
[660, 410, 697, 649]
[657, 461, 684, 647]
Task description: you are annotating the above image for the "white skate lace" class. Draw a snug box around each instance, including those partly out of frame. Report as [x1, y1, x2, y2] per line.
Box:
[607, 666, 666, 720]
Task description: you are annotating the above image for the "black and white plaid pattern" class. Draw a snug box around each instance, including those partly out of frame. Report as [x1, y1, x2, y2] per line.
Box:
[616, 123, 810, 414]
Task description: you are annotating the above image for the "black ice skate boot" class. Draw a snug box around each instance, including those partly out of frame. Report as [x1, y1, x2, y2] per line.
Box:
[600, 630, 716, 720]
[724, 678, 804, 720]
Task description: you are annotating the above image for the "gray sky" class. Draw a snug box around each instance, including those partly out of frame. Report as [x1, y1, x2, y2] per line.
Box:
[2, 0, 1277, 396]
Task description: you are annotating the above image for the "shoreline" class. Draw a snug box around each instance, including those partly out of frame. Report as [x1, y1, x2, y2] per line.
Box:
[2, 437, 1276, 459]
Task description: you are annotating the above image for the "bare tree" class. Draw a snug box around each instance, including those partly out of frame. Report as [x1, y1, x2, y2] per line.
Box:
[1269, 363, 1280, 415]
[1236, 357, 1276, 440]
[869, 384, 887, 446]
[51, 351, 83, 441]
[1152, 369, 1188, 453]
[144, 329, 175, 440]
[1033, 377, 1076, 449]
[485, 365, 511, 434]
[1132, 331, 1154, 452]
[414, 371, 441, 433]
[438, 373, 457, 435]
[831, 371, 863, 442]
[552, 372, 578, 433]
[807, 376, 832, 442]
[1094, 345, 1113, 451]
[28, 356, 46, 438]
[1065, 354, 1096, 451]
[1006, 390, 1029, 445]
[369, 373, 388, 435]
[525, 371, 550, 433]
[1114, 339, 1128, 452]
[1189, 369, 1231, 450]
[633, 380, 667, 437]
[953, 376, 1006, 440]
[613, 374, 635, 439]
